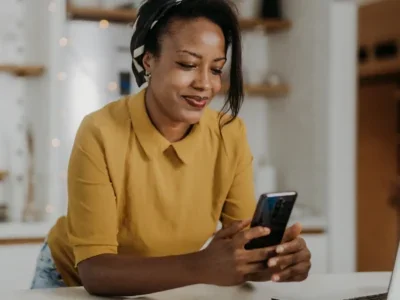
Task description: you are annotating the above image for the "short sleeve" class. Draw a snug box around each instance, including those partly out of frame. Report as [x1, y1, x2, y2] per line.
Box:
[66, 115, 118, 267]
[220, 119, 257, 226]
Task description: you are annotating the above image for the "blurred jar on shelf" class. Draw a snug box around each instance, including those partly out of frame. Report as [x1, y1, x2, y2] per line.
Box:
[264, 72, 283, 86]
[0, 149, 9, 223]
[261, 0, 282, 19]
[233, 0, 262, 19]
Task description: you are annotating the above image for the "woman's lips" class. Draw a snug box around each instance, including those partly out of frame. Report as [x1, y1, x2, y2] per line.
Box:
[182, 95, 208, 109]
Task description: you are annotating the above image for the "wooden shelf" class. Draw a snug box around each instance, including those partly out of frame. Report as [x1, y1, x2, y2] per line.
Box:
[220, 83, 289, 97]
[358, 59, 400, 79]
[301, 228, 326, 235]
[0, 65, 45, 77]
[67, 5, 137, 23]
[0, 237, 45, 245]
[67, 5, 291, 32]
[239, 18, 291, 32]
[0, 171, 8, 182]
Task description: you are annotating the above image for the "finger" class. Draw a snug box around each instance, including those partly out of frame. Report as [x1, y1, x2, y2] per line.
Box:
[239, 262, 266, 276]
[243, 247, 276, 263]
[234, 226, 270, 247]
[281, 222, 302, 243]
[268, 249, 310, 269]
[214, 220, 251, 239]
[271, 261, 311, 282]
[276, 237, 306, 255]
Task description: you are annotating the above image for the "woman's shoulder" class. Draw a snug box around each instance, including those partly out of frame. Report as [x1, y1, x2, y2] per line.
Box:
[201, 108, 250, 160]
[202, 107, 248, 141]
[84, 96, 131, 128]
[75, 96, 132, 143]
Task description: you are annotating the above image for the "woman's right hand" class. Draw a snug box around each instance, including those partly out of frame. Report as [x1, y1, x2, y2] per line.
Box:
[200, 220, 273, 286]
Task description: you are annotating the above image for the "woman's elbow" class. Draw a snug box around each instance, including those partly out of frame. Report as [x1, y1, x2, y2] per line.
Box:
[82, 281, 102, 297]
[78, 258, 111, 296]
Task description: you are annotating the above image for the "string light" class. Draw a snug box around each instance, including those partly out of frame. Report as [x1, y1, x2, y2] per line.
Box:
[51, 138, 60, 148]
[59, 37, 68, 47]
[99, 20, 109, 29]
[57, 72, 67, 81]
[45, 204, 54, 213]
[108, 81, 118, 91]
[48, 1, 56, 12]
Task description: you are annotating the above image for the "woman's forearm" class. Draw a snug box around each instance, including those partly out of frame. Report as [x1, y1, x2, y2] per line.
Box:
[78, 251, 207, 297]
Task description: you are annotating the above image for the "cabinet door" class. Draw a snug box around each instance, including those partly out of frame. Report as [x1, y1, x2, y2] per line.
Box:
[0, 244, 42, 291]
[357, 82, 399, 271]
[302, 234, 328, 274]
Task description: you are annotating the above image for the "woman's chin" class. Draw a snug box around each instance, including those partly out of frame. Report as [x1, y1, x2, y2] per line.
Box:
[179, 110, 205, 125]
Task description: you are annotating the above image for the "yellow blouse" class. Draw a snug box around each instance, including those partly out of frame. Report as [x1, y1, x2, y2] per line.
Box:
[47, 88, 256, 286]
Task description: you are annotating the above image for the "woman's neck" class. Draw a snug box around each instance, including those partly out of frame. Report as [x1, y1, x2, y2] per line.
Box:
[144, 89, 191, 143]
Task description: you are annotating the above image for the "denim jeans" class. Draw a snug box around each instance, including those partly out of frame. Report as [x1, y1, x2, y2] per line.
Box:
[30, 240, 66, 289]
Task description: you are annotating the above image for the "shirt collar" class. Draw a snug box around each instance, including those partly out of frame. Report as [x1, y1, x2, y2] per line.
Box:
[128, 88, 203, 164]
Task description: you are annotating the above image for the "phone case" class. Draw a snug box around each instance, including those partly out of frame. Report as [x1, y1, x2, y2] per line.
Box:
[245, 192, 297, 250]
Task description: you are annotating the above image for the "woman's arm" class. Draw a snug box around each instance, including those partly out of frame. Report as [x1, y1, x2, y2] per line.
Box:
[78, 252, 206, 296]
[78, 220, 275, 296]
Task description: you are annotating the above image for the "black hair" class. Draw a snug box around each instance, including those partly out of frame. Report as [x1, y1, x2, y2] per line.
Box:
[130, 0, 244, 127]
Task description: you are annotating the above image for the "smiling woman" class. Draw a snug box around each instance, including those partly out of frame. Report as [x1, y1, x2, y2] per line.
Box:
[30, 0, 311, 297]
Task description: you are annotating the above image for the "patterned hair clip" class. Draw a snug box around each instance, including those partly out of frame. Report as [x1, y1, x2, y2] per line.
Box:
[131, 0, 184, 88]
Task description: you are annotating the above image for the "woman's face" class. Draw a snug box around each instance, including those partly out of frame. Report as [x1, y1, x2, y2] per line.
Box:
[144, 17, 226, 125]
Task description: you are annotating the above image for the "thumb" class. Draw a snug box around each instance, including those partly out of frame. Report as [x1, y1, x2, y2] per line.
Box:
[214, 219, 251, 239]
[282, 222, 302, 243]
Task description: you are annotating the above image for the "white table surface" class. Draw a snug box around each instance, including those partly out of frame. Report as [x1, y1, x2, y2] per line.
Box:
[2, 272, 391, 300]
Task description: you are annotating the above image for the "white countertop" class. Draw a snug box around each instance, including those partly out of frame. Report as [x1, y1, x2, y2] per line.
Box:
[0, 221, 53, 239]
[2, 272, 391, 300]
[0, 215, 327, 241]
[0, 218, 326, 241]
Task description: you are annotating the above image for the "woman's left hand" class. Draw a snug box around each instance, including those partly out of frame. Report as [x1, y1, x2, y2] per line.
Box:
[246, 223, 312, 283]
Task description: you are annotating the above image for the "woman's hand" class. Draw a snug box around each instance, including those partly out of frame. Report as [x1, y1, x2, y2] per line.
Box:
[246, 223, 312, 283]
[200, 219, 275, 286]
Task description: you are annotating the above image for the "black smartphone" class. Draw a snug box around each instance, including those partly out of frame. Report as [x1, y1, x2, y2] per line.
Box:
[245, 191, 297, 250]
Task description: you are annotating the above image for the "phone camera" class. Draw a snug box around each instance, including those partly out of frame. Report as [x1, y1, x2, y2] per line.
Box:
[277, 198, 285, 208]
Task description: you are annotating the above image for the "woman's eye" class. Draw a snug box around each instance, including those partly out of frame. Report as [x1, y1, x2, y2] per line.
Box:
[176, 62, 222, 76]
[176, 62, 196, 69]
[212, 69, 223, 76]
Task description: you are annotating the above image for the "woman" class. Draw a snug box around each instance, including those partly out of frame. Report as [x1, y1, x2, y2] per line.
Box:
[31, 0, 311, 296]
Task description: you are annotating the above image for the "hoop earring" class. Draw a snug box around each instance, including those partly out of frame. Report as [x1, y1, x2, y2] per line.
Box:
[145, 71, 152, 81]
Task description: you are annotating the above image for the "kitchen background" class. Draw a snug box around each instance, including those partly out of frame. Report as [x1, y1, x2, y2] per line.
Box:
[0, 0, 396, 292]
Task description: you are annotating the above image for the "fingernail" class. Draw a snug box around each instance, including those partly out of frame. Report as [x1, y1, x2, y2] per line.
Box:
[272, 275, 280, 282]
[276, 246, 284, 253]
[269, 259, 277, 267]
[264, 227, 270, 234]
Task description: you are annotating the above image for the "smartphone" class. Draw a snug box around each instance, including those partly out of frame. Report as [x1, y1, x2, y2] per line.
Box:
[245, 191, 297, 250]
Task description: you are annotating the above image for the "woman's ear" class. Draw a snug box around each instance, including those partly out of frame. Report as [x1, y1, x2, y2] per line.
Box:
[142, 51, 154, 75]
